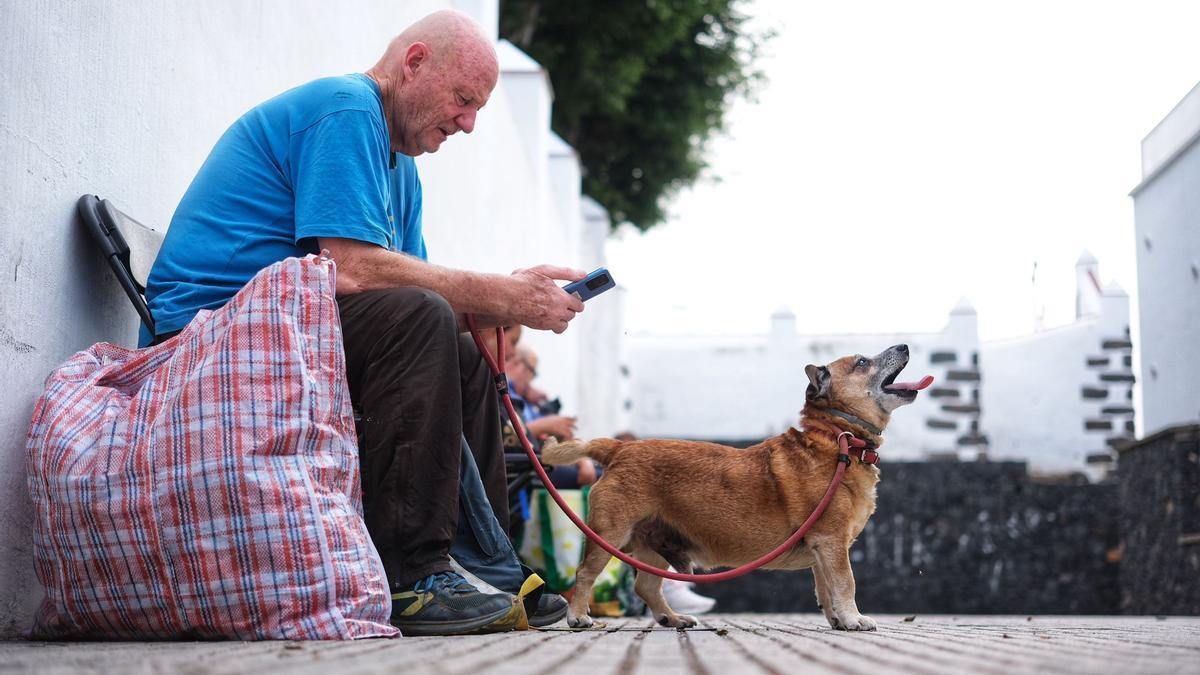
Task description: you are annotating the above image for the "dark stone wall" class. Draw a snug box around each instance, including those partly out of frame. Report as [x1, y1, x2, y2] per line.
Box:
[699, 461, 1122, 615]
[1117, 425, 1200, 614]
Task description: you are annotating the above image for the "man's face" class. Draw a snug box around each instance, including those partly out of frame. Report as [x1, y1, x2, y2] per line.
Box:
[396, 45, 497, 156]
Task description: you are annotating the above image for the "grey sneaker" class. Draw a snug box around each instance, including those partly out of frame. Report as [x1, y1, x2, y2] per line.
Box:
[390, 572, 516, 636]
[528, 592, 569, 627]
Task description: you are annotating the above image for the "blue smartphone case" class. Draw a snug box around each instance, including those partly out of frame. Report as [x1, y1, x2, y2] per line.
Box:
[563, 267, 616, 301]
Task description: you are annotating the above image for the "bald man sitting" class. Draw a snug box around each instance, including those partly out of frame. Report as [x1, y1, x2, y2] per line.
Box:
[144, 10, 582, 635]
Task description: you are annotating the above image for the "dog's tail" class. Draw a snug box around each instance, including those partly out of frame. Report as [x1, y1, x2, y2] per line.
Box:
[542, 437, 621, 467]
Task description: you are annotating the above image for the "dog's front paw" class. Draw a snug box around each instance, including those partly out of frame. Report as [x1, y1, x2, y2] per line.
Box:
[834, 613, 877, 631]
[566, 613, 594, 629]
[657, 613, 698, 629]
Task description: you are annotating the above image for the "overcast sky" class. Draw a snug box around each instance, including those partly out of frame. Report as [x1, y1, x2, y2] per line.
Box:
[606, 0, 1200, 342]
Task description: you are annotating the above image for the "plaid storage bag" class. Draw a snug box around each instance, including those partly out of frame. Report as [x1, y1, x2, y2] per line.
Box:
[25, 254, 397, 640]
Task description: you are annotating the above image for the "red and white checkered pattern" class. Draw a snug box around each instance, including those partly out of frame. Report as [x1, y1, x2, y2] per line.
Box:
[26, 255, 397, 640]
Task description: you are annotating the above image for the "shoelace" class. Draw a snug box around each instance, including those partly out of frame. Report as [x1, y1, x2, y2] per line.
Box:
[414, 572, 474, 594]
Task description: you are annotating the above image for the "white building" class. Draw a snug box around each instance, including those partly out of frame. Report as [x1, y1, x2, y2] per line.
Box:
[627, 254, 1133, 481]
[1130, 80, 1200, 437]
[0, 0, 622, 634]
[981, 253, 1134, 480]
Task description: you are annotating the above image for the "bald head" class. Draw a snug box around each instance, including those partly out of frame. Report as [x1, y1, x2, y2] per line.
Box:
[385, 10, 497, 76]
[368, 10, 499, 156]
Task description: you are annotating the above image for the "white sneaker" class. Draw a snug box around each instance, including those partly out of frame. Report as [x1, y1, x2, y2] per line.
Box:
[662, 578, 716, 614]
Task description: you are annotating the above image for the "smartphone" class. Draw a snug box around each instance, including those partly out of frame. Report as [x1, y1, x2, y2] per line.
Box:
[563, 267, 616, 301]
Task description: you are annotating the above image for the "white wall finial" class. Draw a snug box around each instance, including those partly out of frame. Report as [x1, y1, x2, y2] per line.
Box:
[1075, 250, 1102, 319]
[770, 306, 796, 338]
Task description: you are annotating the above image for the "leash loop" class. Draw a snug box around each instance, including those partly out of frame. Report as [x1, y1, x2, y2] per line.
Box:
[467, 315, 858, 584]
[493, 372, 509, 395]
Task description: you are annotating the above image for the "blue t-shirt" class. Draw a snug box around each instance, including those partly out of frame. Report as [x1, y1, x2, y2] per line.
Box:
[144, 73, 426, 341]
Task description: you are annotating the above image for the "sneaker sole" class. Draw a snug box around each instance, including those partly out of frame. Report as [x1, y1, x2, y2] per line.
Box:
[391, 603, 516, 637]
[529, 601, 569, 628]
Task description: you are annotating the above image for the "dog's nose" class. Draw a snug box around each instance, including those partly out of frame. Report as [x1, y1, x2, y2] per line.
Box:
[895, 344, 909, 353]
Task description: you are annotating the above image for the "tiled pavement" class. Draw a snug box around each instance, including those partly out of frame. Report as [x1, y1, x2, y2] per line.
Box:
[3, 614, 1198, 674]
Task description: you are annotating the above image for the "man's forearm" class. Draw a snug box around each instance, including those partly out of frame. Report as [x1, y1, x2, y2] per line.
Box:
[320, 237, 585, 334]
[325, 240, 514, 317]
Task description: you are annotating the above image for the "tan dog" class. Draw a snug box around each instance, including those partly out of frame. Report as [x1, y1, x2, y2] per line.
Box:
[542, 344, 931, 630]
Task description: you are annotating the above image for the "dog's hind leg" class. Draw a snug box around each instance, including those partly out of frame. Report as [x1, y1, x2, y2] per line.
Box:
[566, 489, 635, 629]
[812, 541, 876, 631]
[630, 545, 698, 629]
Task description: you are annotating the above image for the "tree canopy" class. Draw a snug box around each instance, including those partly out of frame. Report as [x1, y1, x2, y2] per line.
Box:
[499, 0, 770, 231]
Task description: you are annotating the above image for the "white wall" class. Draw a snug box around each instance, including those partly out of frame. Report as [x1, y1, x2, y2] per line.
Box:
[981, 295, 1132, 480]
[0, 0, 620, 635]
[1132, 80, 1200, 436]
[983, 260, 1135, 479]
[574, 197, 630, 439]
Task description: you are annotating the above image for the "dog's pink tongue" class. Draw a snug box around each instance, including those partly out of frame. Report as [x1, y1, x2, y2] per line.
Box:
[884, 375, 935, 391]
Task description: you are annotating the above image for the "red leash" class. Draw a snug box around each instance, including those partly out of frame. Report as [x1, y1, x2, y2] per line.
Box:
[467, 317, 870, 583]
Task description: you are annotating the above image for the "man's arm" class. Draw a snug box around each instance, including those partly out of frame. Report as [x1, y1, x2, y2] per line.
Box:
[319, 237, 586, 333]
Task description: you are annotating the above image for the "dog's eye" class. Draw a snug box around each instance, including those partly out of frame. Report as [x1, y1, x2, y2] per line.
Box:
[855, 358, 869, 369]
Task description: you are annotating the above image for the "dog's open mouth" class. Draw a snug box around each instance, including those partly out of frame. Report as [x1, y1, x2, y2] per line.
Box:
[881, 367, 934, 398]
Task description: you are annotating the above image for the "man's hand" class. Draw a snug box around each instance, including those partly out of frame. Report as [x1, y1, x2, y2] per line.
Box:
[529, 415, 577, 441]
[505, 265, 586, 334]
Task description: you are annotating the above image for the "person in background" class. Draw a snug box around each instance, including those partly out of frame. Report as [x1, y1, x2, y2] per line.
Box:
[505, 344, 599, 487]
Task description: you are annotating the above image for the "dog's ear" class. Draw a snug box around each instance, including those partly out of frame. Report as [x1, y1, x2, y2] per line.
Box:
[805, 364, 831, 401]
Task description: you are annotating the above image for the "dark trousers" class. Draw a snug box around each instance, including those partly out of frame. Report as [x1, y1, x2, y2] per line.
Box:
[338, 287, 510, 588]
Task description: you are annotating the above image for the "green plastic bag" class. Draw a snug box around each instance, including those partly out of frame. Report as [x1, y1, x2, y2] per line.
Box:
[516, 487, 644, 616]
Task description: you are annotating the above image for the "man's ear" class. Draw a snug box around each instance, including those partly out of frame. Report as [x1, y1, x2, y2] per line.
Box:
[404, 41, 430, 77]
[805, 364, 831, 401]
